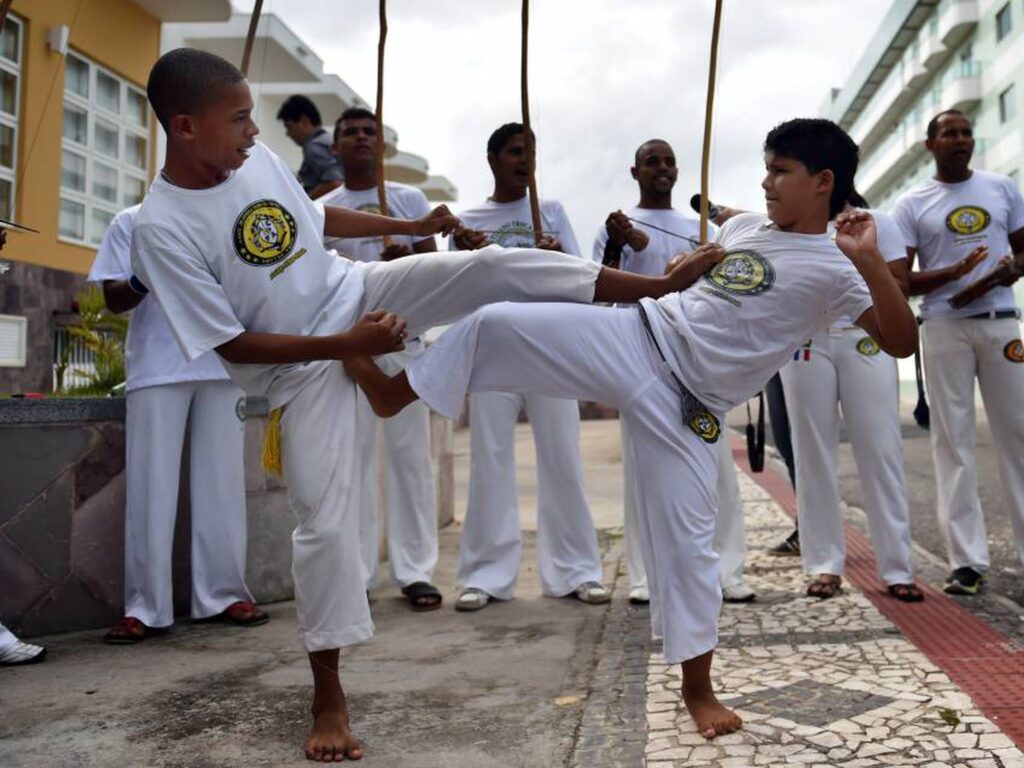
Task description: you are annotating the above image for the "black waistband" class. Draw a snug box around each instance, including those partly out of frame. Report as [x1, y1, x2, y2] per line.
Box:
[965, 309, 1021, 320]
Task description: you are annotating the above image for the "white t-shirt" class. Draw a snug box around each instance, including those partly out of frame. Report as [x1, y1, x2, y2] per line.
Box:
[319, 181, 432, 262]
[891, 169, 1024, 318]
[451, 197, 581, 257]
[130, 141, 370, 408]
[87, 205, 228, 393]
[591, 206, 703, 276]
[640, 213, 873, 414]
[826, 208, 907, 327]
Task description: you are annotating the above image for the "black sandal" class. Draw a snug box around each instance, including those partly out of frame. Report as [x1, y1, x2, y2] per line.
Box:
[887, 583, 925, 603]
[401, 581, 443, 612]
[806, 577, 843, 600]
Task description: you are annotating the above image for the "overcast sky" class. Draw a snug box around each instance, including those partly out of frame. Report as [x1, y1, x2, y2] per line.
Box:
[231, 0, 892, 249]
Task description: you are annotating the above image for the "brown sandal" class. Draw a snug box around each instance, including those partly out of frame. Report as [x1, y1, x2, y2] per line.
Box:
[806, 577, 843, 600]
[220, 600, 269, 626]
[103, 616, 148, 644]
[887, 583, 925, 603]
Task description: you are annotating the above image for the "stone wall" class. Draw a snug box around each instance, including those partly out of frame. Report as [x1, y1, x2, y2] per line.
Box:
[0, 397, 455, 638]
[0, 260, 85, 394]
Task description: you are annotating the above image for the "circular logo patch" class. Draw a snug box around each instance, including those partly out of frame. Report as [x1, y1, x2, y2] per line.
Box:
[945, 206, 991, 236]
[233, 200, 297, 266]
[704, 250, 775, 296]
[689, 410, 721, 444]
[1004, 339, 1024, 363]
[856, 337, 880, 356]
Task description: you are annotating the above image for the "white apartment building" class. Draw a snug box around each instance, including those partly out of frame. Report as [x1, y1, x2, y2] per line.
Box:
[823, 0, 1022, 213]
[162, 13, 457, 202]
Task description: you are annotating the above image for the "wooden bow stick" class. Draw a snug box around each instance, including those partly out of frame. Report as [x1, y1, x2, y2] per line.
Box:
[375, 0, 392, 247]
[520, 0, 543, 244]
[240, 0, 264, 77]
[699, 0, 724, 244]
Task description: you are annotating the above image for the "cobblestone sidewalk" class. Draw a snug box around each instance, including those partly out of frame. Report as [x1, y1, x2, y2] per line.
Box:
[644, 472, 1024, 768]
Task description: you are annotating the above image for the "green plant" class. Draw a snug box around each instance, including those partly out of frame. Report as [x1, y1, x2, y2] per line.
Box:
[62, 286, 127, 395]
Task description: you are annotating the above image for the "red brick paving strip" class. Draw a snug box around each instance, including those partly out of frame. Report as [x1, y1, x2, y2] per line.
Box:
[728, 434, 1024, 748]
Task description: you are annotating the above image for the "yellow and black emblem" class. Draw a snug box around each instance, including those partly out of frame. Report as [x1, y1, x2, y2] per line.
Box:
[703, 250, 775, 297]
[856, 336, 880, 356]
[1004, 339, 1024, 363]
[233, 199, 297, 267]
[689, 410, 721, 444]
[945, 206, 990, 236]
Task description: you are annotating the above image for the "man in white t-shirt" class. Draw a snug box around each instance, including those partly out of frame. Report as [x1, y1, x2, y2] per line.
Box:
[89, 205, 265, 644]
[448, 122, 609, 613]
[345, 118, 918, 740]
[593, 139, 753, 607]
[319, 107, 441, 612]
[781, 194, 922, 602]
[892, 109, 1024, 596]
[133, 48, 696, 762]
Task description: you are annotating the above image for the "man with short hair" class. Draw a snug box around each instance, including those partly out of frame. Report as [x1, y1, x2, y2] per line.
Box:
[892, 108, 1024, 596]
[277, 94, 343, 199]
[449, 122, 610, 612]
[594, 139, 754, 606]
[319, 107, 442, 612]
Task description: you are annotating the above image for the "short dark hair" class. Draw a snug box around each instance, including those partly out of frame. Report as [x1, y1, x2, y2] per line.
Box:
[276, 94, 322, 126]
[635, 138, 671, 166]
[334, 107, 376, 143]
[926, 108, 968, 139]
[847, 189, 869, 208]
[487, 122, 535, 155]
[147, 48, 245, 130]
[764, 118, 859, 218]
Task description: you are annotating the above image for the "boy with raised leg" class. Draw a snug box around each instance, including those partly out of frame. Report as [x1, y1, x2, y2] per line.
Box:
[132, 49, 705, 761]
[344, 119, 918, 739]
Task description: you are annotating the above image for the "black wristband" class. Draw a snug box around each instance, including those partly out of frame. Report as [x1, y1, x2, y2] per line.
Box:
[128, 275, 149, 295]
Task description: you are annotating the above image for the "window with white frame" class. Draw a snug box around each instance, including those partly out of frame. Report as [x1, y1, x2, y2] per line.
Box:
[999, 83, 1017, 124]
[0, 15, 22, 221]
[60, 52, 149, 246]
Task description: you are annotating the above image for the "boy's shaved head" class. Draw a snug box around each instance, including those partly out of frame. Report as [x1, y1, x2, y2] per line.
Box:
[147, 48, 245, 130]
[764, 118, 859, 218]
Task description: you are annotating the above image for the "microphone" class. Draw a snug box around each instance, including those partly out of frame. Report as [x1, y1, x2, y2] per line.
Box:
[689, 194, 722, 222]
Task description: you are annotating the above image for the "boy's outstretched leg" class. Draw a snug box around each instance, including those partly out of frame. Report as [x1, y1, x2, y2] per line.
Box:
[681, 649, 743, 739]
[306, 649, 362, 762]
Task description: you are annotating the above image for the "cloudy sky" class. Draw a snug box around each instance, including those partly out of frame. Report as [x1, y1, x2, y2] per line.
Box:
[231, 0, 892, 248]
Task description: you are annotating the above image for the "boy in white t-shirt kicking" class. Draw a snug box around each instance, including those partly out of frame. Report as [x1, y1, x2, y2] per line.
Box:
[132, 49, 709, 762]
[319, 106, 443, 612]
[343, 118, 919, 739]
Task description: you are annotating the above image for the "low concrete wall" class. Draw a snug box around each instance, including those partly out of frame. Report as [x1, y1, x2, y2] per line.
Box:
[0, 397, 454, 638]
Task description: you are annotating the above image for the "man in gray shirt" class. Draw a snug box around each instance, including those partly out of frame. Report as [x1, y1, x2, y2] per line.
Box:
[277, 94, 344, 198]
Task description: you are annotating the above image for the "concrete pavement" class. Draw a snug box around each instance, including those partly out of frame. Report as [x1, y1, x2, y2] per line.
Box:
[3, 417, 1024, 767]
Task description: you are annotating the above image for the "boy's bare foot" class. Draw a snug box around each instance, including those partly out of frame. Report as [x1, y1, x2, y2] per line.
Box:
[683, 687, 743, 740]
[342, 357, 415, 418]
[305, 703, 362, 762]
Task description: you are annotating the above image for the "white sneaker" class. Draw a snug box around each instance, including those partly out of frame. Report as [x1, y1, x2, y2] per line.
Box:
[573, 581, 611, 605]
[454, 587, 491, 612]
[722, 583, 756, 603]
[628, 585, 650, 605]
[0, 640, 47, 665]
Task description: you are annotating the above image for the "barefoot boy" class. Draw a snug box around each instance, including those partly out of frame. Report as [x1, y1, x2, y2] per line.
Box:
[344, 118, 918, 739]
[131, 49, 709, 762]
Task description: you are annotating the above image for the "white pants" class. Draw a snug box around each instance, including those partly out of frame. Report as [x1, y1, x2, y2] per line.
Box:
[282, 246, 601, 651]
[780, 327, 914, 585]
[408, 303, 721, 664]
[356, 342, 438, 590]
[459, 391, 602, 599]
[922, 316, 1024, 571]
[124, 380, 252, 628]
[625, 424, 746, 590]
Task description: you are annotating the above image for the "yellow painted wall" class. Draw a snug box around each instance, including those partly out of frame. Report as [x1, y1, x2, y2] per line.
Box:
[7, 0, 160, 275]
